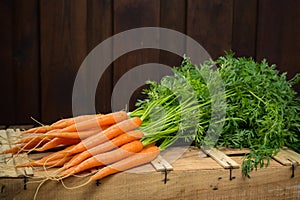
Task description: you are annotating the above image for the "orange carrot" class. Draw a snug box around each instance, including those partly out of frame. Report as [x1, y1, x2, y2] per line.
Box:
[37, 145, 76, 163]
[35, 137, 81, 152]
[1, 137, 50, 154]
[63, 130, 144, 169]
[22, 125, 52, 134]
[17, 134, 54, 144]
[89, 145, 160, 181]
[22, 114, 102, 134]
[66, 117, 142, 155]
[62, 140, 144, 177]
[37, 155, 73, 167]
[17, 155, 74, 168]
[60, 111, 128, 133]
[50, 114, 102, 129]
[44, 126, 109, 139]
[1, 144, 27, 154]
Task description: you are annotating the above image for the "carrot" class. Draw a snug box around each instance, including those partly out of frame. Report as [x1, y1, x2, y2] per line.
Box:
[38, 155, 73, 167]
[22, 114, 102, 134]
[44, 126, 109, 139]
[35, 137, 81, 152]
[1, 145, 24, 154]
[63, 130, 144, 170]
[37, 145, 76, 163]
[23, 114, 100, 133]
[1, 137, 50, 154]
[50, 114, 102, 129]
[60, 111, 128, 133]
[22, 126, 52, 134]
[62, 140, 144, 177]
[66, 117, 142, 155]
[89, 145, 160, 181]
[17, 134, 54, 144]
[16, 155, 73, 168]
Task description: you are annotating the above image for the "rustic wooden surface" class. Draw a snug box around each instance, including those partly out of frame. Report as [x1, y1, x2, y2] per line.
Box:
[202, 148, 239, 169]
[273, 148, 300, 166]
[0, 129, 33, 178]
[0, 129, 299, 200]
[0, 144, 299, 200]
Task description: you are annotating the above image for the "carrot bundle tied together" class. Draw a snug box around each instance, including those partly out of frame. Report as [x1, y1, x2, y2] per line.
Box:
[2, 110, 160, 186]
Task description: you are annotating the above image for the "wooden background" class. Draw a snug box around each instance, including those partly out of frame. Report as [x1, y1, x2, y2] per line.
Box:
[0, 0, 299, 125]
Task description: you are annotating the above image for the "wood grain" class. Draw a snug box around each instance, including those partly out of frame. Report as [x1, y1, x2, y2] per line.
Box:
[113, 0, 160, 111]
[203, 148, 239, 169]
[13, 0, 40, 124]
[159, 0, 186, 68]
[256, 0, 300, 93]
[273, 148, 300, 166]
[0, 0, 15, 125]
[187, 0, 234, 60]
[0, 0, 40, 125]
[1, 1, 300, 125]
[232, 0, 258, 57]
[1, 147, 299, 200]
[87, 0, 113, 114]
[40, 0, 88, 123]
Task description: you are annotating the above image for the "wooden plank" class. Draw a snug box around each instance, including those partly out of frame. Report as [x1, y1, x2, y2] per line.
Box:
[202, 148, 240, 169]
[87, 0, 113, 114]
[159, 0, 186, 68]
[187, 0, 234, 60]
[0, 1, 39, 125]
[40, 0, 88, 123]
[13, 0, 40, 124]
[285, 149, 300, 164]
[151, 155, 173, 172]
[0, 0, 15, 125]
[0, 147, 299, 200]
[273, 148, 300, 166]
[256, 0, 300, 94]
[232, 0, 258, 57]
[113, 0, 160, 111]
[2, 167, 300, 200]
[218, 147, 251, 156]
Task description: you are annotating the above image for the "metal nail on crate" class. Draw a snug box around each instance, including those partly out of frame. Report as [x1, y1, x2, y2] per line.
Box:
[272, 147, 300, 178]
[202, 147, 240, 181]
[151, 155, 173, 184]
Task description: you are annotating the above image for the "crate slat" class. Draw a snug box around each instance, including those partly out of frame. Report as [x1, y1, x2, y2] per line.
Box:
[151, 155, 173, 172]
[273, 148, 300, 166]
[202, 148, 240, 169]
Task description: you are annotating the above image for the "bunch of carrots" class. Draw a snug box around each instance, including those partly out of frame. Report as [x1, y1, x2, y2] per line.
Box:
[1, 111, 160, 185]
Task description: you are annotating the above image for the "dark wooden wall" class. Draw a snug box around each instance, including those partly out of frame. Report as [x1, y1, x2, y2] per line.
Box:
[0, 0, 299, 125]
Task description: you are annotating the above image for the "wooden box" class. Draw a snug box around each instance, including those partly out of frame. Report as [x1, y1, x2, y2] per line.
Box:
[0, 129, 299, 200]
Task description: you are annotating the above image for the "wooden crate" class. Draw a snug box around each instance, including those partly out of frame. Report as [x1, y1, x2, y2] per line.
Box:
[0, 129, 299, 200]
